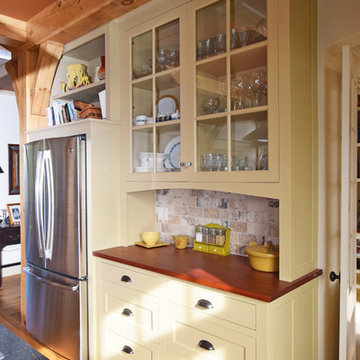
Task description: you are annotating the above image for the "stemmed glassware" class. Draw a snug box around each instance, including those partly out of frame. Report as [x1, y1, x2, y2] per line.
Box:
[231, 68, 267, 110]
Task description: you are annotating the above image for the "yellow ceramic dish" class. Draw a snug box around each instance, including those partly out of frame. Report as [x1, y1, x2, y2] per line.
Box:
[245, 241, 279, 272]
[141, 231, 160, 246]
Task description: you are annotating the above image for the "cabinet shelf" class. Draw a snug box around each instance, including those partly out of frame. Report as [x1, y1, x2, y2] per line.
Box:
[131, 67, 180, 89]
[131, 119, 181, 130]
[195, 105, 268, 121]
[53, 80, 105, 104]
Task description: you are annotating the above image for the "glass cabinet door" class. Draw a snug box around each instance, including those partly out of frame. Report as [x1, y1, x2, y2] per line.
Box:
[195, 0, 272, 177]
[130, 18, 181, 174]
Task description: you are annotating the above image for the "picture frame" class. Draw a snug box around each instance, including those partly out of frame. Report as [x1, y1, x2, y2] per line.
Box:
[7, 203, 20, 226]
[8, 144, 20, 195]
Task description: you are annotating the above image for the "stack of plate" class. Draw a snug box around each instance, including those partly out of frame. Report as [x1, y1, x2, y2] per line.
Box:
[134, 152, 168, 173]
[164, 136, 181, 169]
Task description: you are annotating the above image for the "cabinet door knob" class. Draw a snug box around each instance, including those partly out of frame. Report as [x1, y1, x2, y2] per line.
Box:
[122, 345, 134, 354]
[121, 275, 132, 283]
[329, 271, 340, 282]
[179, 161, 192, 168]
[198, 339, 215, 351]
[196, 299, 214, 309]
[122, 308, 133, 316]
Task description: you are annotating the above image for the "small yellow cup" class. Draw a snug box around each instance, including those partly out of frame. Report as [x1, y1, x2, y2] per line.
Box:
[172, 235, 189, 249]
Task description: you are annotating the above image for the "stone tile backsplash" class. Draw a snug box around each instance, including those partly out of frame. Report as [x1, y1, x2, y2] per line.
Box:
[155, 189, 279, 256]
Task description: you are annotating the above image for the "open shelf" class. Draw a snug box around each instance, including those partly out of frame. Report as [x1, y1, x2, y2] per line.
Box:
[53, 80, 105, 104]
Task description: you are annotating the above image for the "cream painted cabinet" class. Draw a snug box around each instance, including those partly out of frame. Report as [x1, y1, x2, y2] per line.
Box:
[121, 0, 278, 183]
[118, 0, 317, 284]
[95, 258, 318, 360]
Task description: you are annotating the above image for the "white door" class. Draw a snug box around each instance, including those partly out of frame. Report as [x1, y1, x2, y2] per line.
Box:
[339, 44, 359, 360]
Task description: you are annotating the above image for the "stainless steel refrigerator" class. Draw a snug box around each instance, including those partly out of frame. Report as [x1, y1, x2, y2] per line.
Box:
[24, 135, 88, 360]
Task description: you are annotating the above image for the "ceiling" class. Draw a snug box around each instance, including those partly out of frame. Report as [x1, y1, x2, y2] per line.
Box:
[0, 0, 56, 91]
[0, 0, 55, 21]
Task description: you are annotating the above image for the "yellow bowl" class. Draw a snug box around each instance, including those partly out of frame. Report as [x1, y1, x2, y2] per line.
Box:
[141, 231, 160, 246]
[172, 235, 189, 249]
[245, 241, 279, 272]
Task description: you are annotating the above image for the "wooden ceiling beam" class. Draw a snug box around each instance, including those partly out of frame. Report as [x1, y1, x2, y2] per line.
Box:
[0, 15, 26, 47]
[30, 40, 63, 116]
[24, 0, 152, 48]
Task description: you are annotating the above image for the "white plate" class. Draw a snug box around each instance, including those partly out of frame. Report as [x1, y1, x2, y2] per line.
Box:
[157, 96, 177, 115]
[134, 167, 153, 173]
[164, 136, 180, 169]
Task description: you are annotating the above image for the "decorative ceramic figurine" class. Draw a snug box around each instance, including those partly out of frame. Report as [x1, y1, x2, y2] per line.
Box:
[97, 56, 105, 80]
[66, 64, 91, 90]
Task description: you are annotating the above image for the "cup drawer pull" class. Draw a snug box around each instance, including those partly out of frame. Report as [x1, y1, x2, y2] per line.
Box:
[122, 308, 133, 317]
[198, 339, 215, 351]
[196, 299, 214, 309]
[122, 345, 134, 354]
[121, 275, 132, 283]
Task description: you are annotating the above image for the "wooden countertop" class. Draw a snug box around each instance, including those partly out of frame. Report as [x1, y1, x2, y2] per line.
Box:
[93, 245, 322, 302]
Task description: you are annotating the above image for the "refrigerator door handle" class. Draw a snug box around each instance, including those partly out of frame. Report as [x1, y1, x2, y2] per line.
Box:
[44, 150, 55, 261]
[78, 137, 87, 278]
[35, 150, 45, 258]
[23, 267, 79, 292]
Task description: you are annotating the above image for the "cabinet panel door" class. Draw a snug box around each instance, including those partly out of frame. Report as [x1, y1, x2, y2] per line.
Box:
[99, 260, 164, 297]
[123, 5, 192, 182]
[166, 303, 256, 360]
[99, 322, 160, 360]
[100, 280, 160, 341]
[166, 279, 256, 330]
[187, 0, 279, 183]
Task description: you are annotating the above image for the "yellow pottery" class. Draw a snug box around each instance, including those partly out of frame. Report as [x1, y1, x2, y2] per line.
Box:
[245, 241, 279, 272]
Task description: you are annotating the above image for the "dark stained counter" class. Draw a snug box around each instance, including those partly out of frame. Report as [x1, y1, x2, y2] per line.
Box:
[93, 245, 322, 302]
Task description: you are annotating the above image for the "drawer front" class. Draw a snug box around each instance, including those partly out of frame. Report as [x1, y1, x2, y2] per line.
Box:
[100, 322, 159, 360]
[100, 279, 159, 340]
[166, 303, 255, 360]
[166, 280, 256, 330]
[99, 260, 163, 297]
[1, 227, 20, 244]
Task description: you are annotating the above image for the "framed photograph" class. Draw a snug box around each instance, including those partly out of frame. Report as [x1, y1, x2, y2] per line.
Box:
[7, 203, 20, 226]
[8, 144, 20, 195]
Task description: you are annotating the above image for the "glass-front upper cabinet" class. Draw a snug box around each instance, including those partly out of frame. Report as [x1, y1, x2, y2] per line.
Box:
[130, 16, 183, 175]
[193, 0, 278, 181]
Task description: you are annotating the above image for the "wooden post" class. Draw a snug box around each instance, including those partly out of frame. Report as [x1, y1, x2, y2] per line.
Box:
[31, 40, 63, 117]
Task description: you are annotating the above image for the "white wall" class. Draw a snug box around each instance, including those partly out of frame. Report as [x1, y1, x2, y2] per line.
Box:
[0, 90, 20, 276]
[318, 1, 360, 359]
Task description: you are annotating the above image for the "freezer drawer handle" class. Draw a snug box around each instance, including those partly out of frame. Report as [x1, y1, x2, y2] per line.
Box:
[122, 345, 134, 354]
[23, 267, 79, 292]
[196, 299, 214, 309]
[122, 308, 133, 317]
[198, 339, 215, 351]
[121, 275, 132, 283]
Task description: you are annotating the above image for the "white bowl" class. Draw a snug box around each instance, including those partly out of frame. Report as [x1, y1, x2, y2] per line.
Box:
[134, 115, 148, 126]
[138, 152, 153, 159]
[156, 153, 167, 159]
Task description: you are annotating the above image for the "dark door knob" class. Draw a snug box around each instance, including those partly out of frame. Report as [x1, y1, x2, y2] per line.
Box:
[122, 345, 134, 354]
[121, 275, 132, 283]
[329, 271, 340, 282]
[198, 339, 215, 351]
[122, 308, 133, 317]
[196, 299, 214, 309]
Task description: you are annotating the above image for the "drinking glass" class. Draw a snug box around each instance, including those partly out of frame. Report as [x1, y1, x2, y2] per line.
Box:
[215, 33, 226, 54]
[156, 48, 167, 72]
[230, 28, 239, 50]
[204, 38, 215, 57]
[257, 147, 268, 170]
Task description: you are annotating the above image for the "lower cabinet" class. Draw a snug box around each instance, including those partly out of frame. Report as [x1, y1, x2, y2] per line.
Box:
[95, 258, 318, 360]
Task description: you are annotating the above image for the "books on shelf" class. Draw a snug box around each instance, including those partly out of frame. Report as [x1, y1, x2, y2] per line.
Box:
[46, 100, 102, 126]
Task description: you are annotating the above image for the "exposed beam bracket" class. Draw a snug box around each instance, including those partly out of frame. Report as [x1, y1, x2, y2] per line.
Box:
[5, 59, 19, 105]
[0, 15, 26, 47]
[30, 40, 63, 116]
